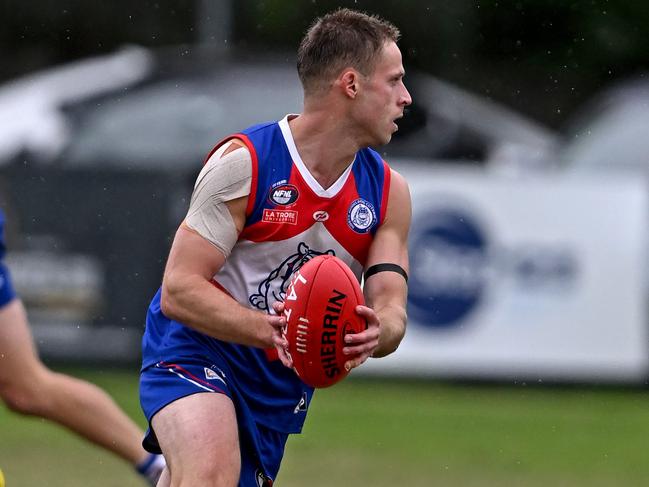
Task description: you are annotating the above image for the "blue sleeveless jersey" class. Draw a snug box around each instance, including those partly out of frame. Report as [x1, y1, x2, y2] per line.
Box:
[142, 116, 390, 433]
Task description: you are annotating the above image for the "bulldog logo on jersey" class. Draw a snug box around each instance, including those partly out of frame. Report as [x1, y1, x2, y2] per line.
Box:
[347, 198, 376, 233]
[268, 184, 299, 206]
[249, 242, 335, 312]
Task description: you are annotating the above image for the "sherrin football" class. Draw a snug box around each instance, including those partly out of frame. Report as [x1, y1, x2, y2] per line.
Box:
[283, 254, 367, 388]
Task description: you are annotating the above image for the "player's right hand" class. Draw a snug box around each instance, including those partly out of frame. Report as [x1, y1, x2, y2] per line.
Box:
[271, 301, 293, 368]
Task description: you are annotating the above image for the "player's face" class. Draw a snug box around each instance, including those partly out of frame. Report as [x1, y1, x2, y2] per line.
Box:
[357, 41, 412, 146]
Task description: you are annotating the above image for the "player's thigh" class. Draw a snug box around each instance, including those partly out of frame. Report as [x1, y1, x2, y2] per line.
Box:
[152, 392, 240, 479]
[0, 299, 43, 384]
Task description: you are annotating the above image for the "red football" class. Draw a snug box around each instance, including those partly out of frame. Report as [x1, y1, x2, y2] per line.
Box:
[283, 254, 367, 388]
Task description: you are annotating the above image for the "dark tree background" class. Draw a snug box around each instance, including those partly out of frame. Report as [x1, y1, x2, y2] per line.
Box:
[1, 0, 648, 128]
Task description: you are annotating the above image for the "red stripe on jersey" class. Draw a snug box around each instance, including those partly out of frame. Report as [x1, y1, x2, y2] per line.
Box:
[240, 165, 316, 242]
[235, 134, 259, 218]
[323, 170, 374, 265]
[201, 134, 259, 219]
[379, 160, 391, 225]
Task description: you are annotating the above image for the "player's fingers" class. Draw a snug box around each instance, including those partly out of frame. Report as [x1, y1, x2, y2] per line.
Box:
[343, 336, 378, 356]
[267, 313, 286, 331]
[343, 325, 380, 345]
[271, 329, 289, 348]
[265, 314, 288, 350]
[271, 323, 291, 367]
[343, 305, 379, 366]
[344, 351, 373, 371]
[272, 301, 285, 314]
[355, 305, 379, 326]
[275, 347, 293, 369]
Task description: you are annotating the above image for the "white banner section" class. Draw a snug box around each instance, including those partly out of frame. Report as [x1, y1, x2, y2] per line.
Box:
[362, 163, 649, 383]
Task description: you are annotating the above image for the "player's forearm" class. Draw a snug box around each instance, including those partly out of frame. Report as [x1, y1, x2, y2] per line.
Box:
[160, 273, 272, 348]
[372, 303, 407, 357]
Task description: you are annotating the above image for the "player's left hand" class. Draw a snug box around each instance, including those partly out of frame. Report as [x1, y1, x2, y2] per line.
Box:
[272, 301, 294, 369]
[342, 305, 380, 371]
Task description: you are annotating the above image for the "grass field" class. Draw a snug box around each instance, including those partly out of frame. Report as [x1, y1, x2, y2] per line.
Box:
[1, 367, 649, 486]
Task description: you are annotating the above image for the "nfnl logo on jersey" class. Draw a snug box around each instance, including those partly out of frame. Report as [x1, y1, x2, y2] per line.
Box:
[263, 209, 298, 224]
[268, 184, 299, 206]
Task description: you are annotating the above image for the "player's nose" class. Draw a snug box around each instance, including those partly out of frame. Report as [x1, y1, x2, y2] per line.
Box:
[400, 82, 412, 107]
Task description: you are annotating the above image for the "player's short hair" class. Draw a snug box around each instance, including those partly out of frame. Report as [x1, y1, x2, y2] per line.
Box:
[297, 8, 401, 96]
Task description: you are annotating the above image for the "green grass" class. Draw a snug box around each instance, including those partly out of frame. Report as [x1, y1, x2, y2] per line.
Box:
[283, 381, 649, 487]
[2, 368, 649, 486]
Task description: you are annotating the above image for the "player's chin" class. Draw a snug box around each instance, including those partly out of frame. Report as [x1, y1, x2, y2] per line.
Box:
[374, 131, 394, 147]
[385, 123, 400, 142]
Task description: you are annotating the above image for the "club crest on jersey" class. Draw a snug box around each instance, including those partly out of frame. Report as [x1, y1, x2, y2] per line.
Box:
[347, 198, 376, 233]
[268, 183, 299, 206]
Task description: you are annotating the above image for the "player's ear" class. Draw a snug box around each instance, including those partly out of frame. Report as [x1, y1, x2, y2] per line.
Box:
[338, 69, 359, 99]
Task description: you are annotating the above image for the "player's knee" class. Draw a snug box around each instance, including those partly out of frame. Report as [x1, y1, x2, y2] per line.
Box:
[0, 364, 55, 416]
[205, 467, 240, 487]
[167, 454, 240, 486]
[0, 381, 43, 416]
[169, 468, 239, 487]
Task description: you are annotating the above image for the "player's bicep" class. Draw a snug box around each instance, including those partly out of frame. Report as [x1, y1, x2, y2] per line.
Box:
[165, 224, 227, 283]
[363, 169, 411, 307]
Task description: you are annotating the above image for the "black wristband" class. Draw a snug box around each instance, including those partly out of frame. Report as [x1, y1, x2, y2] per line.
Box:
[364, 263, 408, 283]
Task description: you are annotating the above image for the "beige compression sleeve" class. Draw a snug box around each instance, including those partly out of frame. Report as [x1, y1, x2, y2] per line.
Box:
[185, 143, 252, 258]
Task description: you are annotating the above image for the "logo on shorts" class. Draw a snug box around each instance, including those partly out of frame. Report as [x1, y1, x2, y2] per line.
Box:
[293, 391, 308, 413]
[255, 469, 274, 487]
[268, 184, 299, 206]
[347, 198, 376, 233]
[204, 367, 227, 385]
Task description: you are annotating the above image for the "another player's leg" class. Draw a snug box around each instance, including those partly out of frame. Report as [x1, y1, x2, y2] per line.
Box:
[0, 298, 164, 484]
[152, 392, 241, 486]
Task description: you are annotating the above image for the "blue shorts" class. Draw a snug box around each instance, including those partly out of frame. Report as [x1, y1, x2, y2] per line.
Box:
[0, 262, 16, 308]
[0, 211, 16, 308]
[140, 357, 287, 487]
